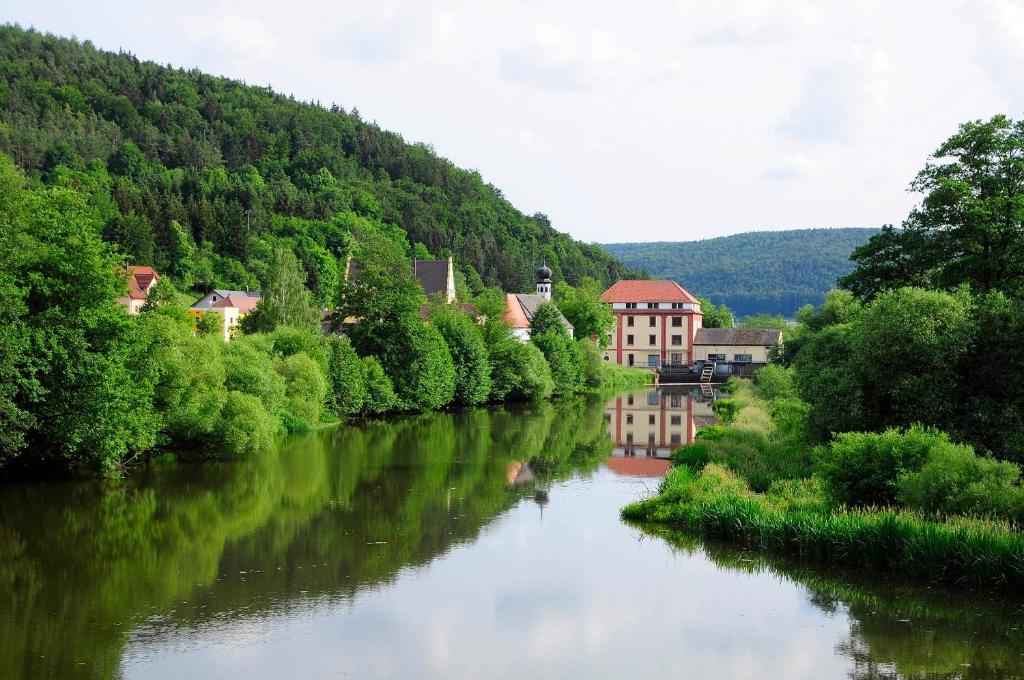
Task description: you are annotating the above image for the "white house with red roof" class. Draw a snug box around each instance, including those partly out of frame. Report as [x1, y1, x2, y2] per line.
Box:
[117, 265, 160, 315]
[600, 280, 703, 368]
[503, 264, 573, 342]
[189, 289, 262, 341]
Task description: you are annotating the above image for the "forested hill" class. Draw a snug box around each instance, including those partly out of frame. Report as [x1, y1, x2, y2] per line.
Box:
[603, 228, 879, 318]
[0, 26, 634, 300]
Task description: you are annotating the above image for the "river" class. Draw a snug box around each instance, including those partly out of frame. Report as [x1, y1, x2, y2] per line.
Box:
[1, 388, 1022, 679]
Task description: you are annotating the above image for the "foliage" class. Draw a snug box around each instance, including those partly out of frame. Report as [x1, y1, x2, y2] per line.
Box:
[430, 304, 491, 406]
[576, 339, 604, 388]
[360, 356, 397, 415]
[0, 25, 634, 299]
[326, 336, 367, 417]
[488, 336, 554, 402]
[711, 398, 739, 423]
[194, 311, 222, 337]
[605, 228, 880, 318]
[553, 277, 614, 345]
[815, 426, 941, 507]
[241, 247, 320, 333]
[276, 352, 328, 432]
[897, 443, 1024, 522]
[529, 302, 569, 338]
[595, 363, 653, 389]
[215, 391, 277, 454]
[532, 330, 585, 397]
[697, 296, 734, 328]
[738, 313, 787, 329]
[753, 364, 796, 401]
[842, 115, 1024, 299]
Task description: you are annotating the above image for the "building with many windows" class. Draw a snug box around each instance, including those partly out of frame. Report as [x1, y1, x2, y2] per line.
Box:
[600, 280, 703, 368]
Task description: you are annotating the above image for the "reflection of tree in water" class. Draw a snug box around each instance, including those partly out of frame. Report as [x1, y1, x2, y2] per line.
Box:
[630, 524, 1024, 680]
[0, 396, 612, 680]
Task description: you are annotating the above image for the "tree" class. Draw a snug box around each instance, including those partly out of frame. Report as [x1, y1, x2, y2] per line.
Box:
[430, 304, 491, 406]
[844, 115, 1024, 298]
[195, 312, 223, 337]
[529, 302, 568, 338]
[738, 313, 787, 329]
[532, 331, 585, 396]
[554, 278, 613, 345]
[243, 247, 320, 333]
[697, 296, 734, 328]
[360, 356, 397, 415]
[489, 338, 554, 402]
[326, 336, 367, 417]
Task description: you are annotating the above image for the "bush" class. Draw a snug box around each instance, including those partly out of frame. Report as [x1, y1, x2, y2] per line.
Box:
[576, 338, 604, 388]
[431, 305, 491, 405]
[215, 391, 276, 454]
[672, 444, 711, 472]
[360, 356, 397, 415]
[769, 397, 811, 443]
[532, 330, 585, 396]
[223, 337, 286, 425]
[897, 442, 1024, 522]
[489, 338, 554, 402]
[276, 351, 328, 432]
[326, 336, 366, 417]
[712, 398, 739, 423]
[269, 326, 329, 369]
[816, 425, 941, 507]
[696, 424, 728, 441]
[754, 364, 795, 401]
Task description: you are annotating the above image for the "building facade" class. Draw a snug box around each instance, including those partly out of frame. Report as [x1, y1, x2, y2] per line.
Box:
[503, 264, 574, 341]
[600, 280, 703, 368]
[693, 327, 783, 364]
[116, 265, 159, 315]
[603, 387, 719, 458]
[189, 289, 262, 341]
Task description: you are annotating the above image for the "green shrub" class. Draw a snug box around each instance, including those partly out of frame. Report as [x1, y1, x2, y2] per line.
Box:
[754, 364, 795, 401]
[696, 424, 727, 441]
[671, 444, 711, 472]
[816, 425, 940, 507]
[276, 351, 328, 432]
[897, 442, 1024, 522]
[765, 477, 830, 513]
[532, 330, 585, 396]
[489, 338, 554, 402]
[223, 337, 286, 425]
[269, 326, 329, 369]
[360, 356, 397, 415]
[576, 338, 604, 388]
[431, 305, 491, 405]
[769, 397, 811, 443]
[326, 336, 367, 417]
[712, 398, 739, 423]
[215, 391, 276, 454]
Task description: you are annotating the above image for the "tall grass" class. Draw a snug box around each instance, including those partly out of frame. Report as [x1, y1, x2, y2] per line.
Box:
[597, 364, 653, 389]
[624, 464, 1024, 591]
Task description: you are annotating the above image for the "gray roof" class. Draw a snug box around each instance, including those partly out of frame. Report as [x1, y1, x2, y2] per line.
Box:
[345, 258, 451, 298]
[213, 289, 262, 298]
[514, 294, 574, 333]
[694, 327, 782, 346]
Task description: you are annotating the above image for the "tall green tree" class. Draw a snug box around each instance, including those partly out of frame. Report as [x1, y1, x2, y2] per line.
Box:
[554, 278, 613, 345]
[430, 304, 491, 406]
[529, 302, 569, 338]
[697, 296, 735, 328]
[243, 247, 321, 333]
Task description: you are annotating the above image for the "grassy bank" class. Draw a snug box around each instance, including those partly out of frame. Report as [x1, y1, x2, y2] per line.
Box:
[623, 376, 1024, 591]
[597, 364, 653, 390]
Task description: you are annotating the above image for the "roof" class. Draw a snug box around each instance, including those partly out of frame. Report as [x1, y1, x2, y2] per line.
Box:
[601, 279, 700, 304]
[345, 257, 452, 299]
[125, 265, 159, 300]
[213, 295, 261, 312]
[694, 327, 783, 346]
[604, 457, 671, 477]
[503, 293, 574, 333]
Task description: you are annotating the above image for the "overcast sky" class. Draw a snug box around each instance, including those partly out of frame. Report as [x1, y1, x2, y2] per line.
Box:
[6, 1, 1024, 243]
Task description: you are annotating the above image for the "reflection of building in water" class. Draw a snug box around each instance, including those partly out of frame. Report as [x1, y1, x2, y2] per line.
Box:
[604, 457, 670, 477]
[604, 388, 720, 459]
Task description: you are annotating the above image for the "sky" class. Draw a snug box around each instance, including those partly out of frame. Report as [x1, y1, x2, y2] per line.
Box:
[5, 0, 1024, 243]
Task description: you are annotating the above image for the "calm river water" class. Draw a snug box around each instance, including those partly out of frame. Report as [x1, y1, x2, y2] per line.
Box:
[2, 388, 1023, 679]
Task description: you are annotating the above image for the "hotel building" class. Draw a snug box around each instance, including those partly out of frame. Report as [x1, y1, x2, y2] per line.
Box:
[600, 280, 703, 368]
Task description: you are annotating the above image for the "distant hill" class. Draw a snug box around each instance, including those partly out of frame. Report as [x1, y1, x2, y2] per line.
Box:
[603, 228, 879, 318]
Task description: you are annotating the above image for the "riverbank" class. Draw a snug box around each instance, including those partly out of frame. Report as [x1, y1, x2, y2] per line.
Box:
[622, 379, 1024, 591]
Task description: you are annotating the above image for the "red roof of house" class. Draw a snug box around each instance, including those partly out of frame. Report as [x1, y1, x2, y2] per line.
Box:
[601, 280, 699, 305]
[213, 295, 261, 312]
[604, 457, 671, 477]
[503, 293, 531, 329]
[125, 266, 159, 299]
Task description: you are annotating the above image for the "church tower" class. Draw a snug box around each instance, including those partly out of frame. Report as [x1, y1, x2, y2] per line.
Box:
[536, 263, 553, 301]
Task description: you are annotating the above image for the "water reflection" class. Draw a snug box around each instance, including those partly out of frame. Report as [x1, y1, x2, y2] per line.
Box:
[603, 386, 720, 458]
[1, 389, 1022, 679]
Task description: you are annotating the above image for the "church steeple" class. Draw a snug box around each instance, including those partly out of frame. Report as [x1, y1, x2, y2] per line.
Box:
[536, 261, 553, 300]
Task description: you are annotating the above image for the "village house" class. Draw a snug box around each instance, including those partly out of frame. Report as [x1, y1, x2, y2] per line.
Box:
[189, 289, 262, 341]
[344, 255, 457, 303]
[503, 264, 574, 341]
[116, 265, 159, 315]
[600, 280, 703, 368]
[693, 327, 783, 376]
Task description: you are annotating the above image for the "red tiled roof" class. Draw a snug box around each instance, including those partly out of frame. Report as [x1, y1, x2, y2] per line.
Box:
[125, 265, 159, 299]
[601, 280, 699, 305]
[503, 293, 531, 329]
[604, 457, 671, 477]
[213, 295, 261, 312]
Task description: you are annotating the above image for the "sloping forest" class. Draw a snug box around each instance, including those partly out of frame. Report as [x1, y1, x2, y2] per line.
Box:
[0, 25, 634, 304]
[604, 228, 879, 317]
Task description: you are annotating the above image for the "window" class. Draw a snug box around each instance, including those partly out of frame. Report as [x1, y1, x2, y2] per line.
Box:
[650, 303, 660, 309]
[627, 334, 635, 345]
[625, 302, 638, 309]
[647, 391, 660, 405]
[671, 335, 682, 346]
[671, 393, 682, 407]
[647, 354, 659, 368]
[648, 414, 656, 425]
[649, 316, 656, 326]
[671, 415, 682, 425]
[626, 414, 633, 425]
[607, 334, 613, 346]
[648, 335, 656, 345]
[627, 316, 635, 327]
[672, 316, 682, 327]
[734, 353, 753, 363]
[670, 352, 682, 364]
[708, 353, 726, 361]
[671, 434, 682, 445]
[627, 355, 635, 367]
[627, 394, 634, 405]
[626, 433, 634, 444]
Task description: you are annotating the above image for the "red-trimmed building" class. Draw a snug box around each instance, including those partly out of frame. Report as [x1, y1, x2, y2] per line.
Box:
[600, 280, 702, 368]
[116, 265, 160, 315]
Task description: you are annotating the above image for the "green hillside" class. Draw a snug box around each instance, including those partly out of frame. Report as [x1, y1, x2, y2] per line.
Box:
[603, 228, 879, 318]
[0, 25, 634, 301]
